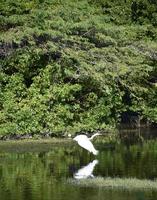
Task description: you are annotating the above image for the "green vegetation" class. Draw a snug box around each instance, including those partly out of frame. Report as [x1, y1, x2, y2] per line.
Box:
[69, 177, 157, 191]
[0, 0, 157, 137]
[0, 138, 72, 152]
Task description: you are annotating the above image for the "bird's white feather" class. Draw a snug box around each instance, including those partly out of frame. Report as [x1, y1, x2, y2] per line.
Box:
[73, 134, 99, 155]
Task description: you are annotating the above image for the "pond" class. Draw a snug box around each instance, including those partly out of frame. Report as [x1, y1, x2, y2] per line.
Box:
[0, 128, 157, 200]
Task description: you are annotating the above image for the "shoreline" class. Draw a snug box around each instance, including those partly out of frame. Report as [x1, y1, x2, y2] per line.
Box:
[0, 137, 73, 153]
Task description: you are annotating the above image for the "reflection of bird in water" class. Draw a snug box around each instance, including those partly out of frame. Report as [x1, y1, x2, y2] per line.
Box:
[74, 160, 98, 179]
[73, 133, 101, 155]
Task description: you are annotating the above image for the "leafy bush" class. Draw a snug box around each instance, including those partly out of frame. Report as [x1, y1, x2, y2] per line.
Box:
[0, 0, 157, 136]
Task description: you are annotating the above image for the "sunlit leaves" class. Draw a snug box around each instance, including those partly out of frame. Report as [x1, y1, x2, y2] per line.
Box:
[0, 0, 157, 136]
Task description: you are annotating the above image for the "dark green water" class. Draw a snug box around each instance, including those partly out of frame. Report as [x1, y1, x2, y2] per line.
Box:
[0, 129, 157, 200]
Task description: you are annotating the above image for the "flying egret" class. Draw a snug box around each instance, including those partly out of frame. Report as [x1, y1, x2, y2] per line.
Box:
[73, 133, 101, 155]
[74, 160, 98, 179]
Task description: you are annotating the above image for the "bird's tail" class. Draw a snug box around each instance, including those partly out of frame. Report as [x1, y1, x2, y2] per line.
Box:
[93, 150, 99, 155]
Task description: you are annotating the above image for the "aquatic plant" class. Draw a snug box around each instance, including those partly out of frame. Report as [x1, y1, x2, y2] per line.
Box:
[69, 177, 157, 191]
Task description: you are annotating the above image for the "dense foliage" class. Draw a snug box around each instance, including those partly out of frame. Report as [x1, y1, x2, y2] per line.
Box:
[0, 0, 157, 136]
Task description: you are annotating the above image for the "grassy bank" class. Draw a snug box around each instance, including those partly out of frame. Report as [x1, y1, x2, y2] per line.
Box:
[69, 177, 157, 191]
[0, 137, 72, 152]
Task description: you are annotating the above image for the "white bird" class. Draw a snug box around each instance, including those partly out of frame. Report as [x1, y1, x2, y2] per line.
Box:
[73, 133, 101, 155]
[74, 160, 98, 179]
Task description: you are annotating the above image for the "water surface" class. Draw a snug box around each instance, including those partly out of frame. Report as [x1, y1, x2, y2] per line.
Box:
[0, 129, 157, 200]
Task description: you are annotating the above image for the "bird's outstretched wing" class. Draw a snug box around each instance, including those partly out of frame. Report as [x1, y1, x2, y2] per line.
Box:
[77, 138, 98, 155]
[73, 134, 99, 155]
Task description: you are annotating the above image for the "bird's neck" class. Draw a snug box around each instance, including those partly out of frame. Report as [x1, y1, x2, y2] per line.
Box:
[89, 133, 99, 140]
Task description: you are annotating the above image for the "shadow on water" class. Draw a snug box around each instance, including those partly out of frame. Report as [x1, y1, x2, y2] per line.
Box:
[0, 128, 157, 200]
